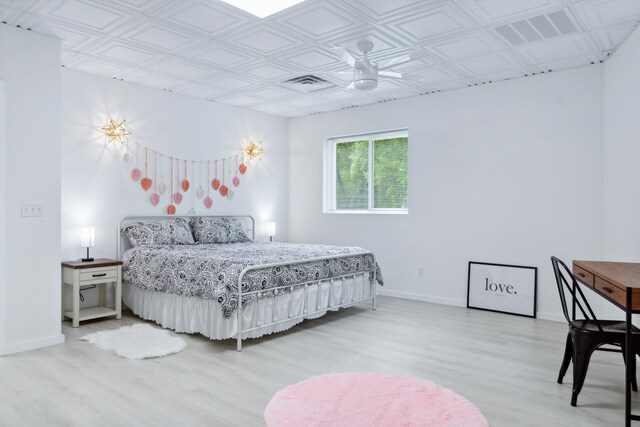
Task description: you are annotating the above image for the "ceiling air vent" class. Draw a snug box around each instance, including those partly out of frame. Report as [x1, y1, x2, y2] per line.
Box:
[281, 74, 334, 93]
[495, 9, 580, 46]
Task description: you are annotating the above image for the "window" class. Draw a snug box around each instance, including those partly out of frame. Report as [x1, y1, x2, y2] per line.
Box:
[324, 129, 408, 214]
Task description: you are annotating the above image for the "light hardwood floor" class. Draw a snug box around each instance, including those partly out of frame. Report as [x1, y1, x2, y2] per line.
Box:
[0, 296, 634, 426]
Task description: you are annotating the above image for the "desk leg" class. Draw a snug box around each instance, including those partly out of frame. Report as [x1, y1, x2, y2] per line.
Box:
[626, 288, 632, 427]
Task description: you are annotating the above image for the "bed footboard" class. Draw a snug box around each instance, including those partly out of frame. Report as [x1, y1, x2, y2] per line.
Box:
[236, 252, 377, 351]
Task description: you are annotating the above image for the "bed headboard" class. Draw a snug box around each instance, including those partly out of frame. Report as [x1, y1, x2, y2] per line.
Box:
[117, 215, 255, 260]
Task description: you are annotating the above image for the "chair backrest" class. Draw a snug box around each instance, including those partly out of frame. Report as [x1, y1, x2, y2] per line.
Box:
[550, 256, 603, 332]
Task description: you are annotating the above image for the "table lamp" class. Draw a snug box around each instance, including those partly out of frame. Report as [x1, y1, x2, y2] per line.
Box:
[81, 226, 95, 262]
[266, 222, 276, 242]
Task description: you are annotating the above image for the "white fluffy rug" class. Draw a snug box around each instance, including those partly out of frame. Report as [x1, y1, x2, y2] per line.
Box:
[80, 323, 187, 359]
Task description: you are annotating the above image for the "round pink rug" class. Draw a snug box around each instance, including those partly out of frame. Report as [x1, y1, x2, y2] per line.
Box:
[264, 372, 489, 427]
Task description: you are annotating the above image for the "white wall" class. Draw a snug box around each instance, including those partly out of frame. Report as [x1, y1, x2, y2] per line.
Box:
[61, 69, 289, 308]
[604, 27, 640, 261]
[0, 81, 5, 349]
[0, 25, 64, 355]
[289, 66, 604, 319]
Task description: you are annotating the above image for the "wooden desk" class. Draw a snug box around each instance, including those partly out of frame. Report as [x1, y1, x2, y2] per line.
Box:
[573, 260, 640, 426]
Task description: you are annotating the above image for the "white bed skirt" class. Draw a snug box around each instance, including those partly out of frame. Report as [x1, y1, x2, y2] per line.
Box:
[122, 274, 371, 340]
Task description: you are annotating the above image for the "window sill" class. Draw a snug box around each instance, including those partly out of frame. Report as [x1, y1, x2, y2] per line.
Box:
[324, 210, 408, 215]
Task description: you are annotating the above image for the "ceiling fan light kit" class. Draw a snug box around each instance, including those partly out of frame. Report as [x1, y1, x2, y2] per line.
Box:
[353, 65, 378, 91]
[332, 39, 418, 92]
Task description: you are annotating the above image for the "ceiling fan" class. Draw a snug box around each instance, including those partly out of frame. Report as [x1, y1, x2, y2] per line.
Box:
[330, 40, 423, 91]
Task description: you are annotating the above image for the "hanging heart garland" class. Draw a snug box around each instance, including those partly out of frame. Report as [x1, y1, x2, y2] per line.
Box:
[203, 160, 213, 209]
[119, 140, 256, 211]
[150, 151, 160, 206]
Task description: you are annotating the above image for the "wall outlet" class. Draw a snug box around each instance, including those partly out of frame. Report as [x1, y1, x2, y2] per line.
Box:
[418, 267, 424, 277]
[21, 203, 44, 217]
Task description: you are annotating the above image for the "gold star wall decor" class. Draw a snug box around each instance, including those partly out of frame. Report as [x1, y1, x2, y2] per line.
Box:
[244, 140, 264, 160]
[101, 118, 132, 143]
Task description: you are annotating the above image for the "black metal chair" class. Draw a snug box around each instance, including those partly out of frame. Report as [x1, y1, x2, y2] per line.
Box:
[551, 256, 640, 406]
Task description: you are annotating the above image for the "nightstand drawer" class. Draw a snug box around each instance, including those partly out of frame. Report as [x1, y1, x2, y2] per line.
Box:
[80, 267, 118, 282]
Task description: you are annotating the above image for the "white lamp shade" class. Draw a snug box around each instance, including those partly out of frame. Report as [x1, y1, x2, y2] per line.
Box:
[81, 226, 95, 248]
[266, 222, 276, 237]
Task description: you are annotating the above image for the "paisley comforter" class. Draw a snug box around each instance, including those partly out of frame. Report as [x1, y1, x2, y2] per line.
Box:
[123, 242, 383, 318]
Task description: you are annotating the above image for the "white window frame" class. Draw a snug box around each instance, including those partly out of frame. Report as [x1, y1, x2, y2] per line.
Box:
[323, 129, 408, 214]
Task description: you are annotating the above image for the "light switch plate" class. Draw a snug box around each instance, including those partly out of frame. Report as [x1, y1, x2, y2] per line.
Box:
[21, 203, 44, 217]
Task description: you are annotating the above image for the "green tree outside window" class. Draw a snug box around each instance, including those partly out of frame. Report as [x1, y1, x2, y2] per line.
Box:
[332, 134, 408, 211]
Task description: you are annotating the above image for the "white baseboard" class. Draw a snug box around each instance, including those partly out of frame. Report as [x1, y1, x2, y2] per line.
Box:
[377, 289, 466, 307]
[535, 312, 565, 323]
[0, 333, 65, 356]
[377, 290, 564, 323]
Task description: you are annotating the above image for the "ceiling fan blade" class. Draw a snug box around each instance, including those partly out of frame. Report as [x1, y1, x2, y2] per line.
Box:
[378, 51, 428, 70]
[316, 70, 353, 77]
[379, 71, 422, 81]
[378, 71, 403, 79]
[346, 81, 355, 90]
[331, 47, 357, 67]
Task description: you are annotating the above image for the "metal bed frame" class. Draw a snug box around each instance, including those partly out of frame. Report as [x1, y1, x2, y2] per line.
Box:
[117, 215, 377, 351]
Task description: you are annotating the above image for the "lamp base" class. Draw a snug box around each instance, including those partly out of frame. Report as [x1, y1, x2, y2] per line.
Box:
[81, 247, 93, 262]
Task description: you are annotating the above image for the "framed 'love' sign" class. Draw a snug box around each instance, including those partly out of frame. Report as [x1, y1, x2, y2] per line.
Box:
[467, 261, 537, 318]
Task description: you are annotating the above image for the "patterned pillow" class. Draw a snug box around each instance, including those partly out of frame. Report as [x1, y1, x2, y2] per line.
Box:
[122, 218, 195, 247]
[190, 217, 252, 244]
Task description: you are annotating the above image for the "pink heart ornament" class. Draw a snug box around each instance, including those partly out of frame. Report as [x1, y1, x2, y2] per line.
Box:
[232, 176, 240, 187]
[131, 168, 142, 181]
[150, 193, 160, 206]
[203, 196, 213, 209]
[173, 192, 183, 204]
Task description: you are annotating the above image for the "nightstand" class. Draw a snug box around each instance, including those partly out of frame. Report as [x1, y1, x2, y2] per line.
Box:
[61, 258, 122, 327]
